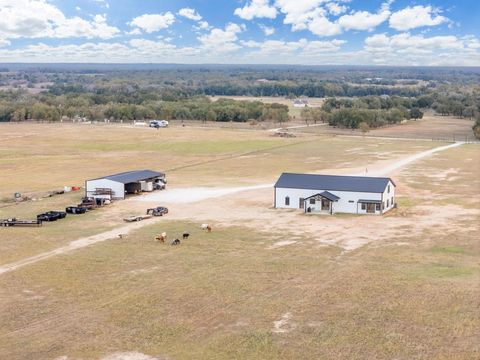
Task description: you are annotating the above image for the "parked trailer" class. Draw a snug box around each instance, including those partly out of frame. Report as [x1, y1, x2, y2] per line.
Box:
[1, 218, 42, 227]
[123, 215, 153, 222]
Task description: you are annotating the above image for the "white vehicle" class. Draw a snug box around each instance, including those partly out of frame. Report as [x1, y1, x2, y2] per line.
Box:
[149, 120, 169, 128]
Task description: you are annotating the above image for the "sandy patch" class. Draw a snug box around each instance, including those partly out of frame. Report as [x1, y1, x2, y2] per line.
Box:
[273, 312, 295, 333]
[268, 240, 298, 249]
[137, 184, 272, 204]
[101, 353, 160, 360]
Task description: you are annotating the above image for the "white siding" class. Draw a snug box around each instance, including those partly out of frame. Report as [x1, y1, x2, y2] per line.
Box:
[275, 187, 384, 215]
[381, 180, 396, 213]
[86, 179, 125, 199]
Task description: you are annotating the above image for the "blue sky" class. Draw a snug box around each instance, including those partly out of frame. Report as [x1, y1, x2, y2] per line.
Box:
[0, 0, 478, 65]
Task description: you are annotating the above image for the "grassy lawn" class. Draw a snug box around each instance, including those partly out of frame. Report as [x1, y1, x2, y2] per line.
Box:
[0, 219, 478, 359]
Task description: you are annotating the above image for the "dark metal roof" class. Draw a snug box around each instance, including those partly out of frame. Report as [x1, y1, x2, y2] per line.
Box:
[358, 199, 382, 204]
[91, 170, 164, 184]
[320, 191, 340, 201]
[275, 173, 393, 193]
[305, 191, 340, 202]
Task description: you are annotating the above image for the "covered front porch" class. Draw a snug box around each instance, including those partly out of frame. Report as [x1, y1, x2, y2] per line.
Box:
[304, 191, 340, 215]
[357, 199, 382, 214]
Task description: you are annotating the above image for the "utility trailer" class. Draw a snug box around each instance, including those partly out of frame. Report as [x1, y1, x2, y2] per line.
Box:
[123, 215, 153, 222]
[1, 218, 42, 227]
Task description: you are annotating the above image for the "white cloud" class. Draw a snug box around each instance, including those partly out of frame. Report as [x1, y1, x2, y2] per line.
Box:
[338, 1, 391, 31]
[364, 32, 470, 58]
[0, 0, 120, 40]
[129, 12, 175, 33]
[234, 0, 277, 20]
[0, 38, 11, 47]
[197, 21, 210, 30]
[325, 2, 347, 16]
[198, 23, 245, 52]
[0, 33, 478, 66]
[259, 24, 275, 36]
[178, 8, 202, 21]
[389, 5, 449, 31]
[274, 0, 327, 31]
[307, 9, 342, 36]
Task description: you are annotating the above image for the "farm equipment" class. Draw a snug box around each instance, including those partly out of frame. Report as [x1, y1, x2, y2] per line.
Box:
[1, 218, 42, 227]
[37, 211, 67, 222]
[78, 197, 96, 210]
[146, 206, 169, 216]
[123, 215, 152, 222]
[65, 206, 87, 214]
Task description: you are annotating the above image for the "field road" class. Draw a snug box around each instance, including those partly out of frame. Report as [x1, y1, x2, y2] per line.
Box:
[0, 141, 466, 275]
[268, 123, 328, 132]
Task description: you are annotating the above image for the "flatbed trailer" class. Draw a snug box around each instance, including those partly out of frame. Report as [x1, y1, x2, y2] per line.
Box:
[1, 218, 43, 227]
[123, 215, 153, 222]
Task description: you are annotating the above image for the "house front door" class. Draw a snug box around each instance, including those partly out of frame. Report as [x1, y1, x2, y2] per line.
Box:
[321, 199, 330, 211]
[366, 203, 375, 213]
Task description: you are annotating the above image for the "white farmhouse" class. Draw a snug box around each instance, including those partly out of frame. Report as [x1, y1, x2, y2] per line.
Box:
[274, 173, 396, 215]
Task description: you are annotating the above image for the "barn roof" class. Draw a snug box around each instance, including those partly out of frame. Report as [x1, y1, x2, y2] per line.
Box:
[305, 191, 340, 202]
[91, 170, 164, 184]
[275, 173, 394, 193]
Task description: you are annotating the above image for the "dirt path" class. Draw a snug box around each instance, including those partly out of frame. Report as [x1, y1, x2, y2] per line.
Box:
[269, 123, 327, 132]
[0, 219, 163, 275]
[0, 142, 465, 275]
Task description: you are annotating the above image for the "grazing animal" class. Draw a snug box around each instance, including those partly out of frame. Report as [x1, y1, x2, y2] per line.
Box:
[118, 234, 127, 239]
[154, 232, 167, 243]
[182, 232, 190, 240]
[171, 239, 181, 246]
[201, 224, 212, 232]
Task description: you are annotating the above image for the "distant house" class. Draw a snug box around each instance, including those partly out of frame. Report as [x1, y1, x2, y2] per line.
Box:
[293, 99, 309, 108]
[274, 173, 396, 215]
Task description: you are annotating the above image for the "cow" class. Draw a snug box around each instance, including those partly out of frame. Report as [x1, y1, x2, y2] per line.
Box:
[183, 232, 190, 240]
[201, 224, 212, 232]
[154, 232, 167, 243]
[118, 234, 127, 239]
[171, 239, 181, 246]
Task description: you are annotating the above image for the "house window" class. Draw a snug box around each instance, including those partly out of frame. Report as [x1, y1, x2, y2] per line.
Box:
[391, 197, 394, 206]
[299, 198, 305, 209]
[309, 198, 315, 205]
[388, 185, 390, 193]
[376, 203, 381, 211]
[361, 203, 366, 210]
[387, 199, 389, 207]
[348, 200, 354, 203]
[285, 196, 290, 206]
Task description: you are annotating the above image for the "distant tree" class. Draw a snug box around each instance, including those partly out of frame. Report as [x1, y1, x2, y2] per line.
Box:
[410, 108, 424, 120]
[359, 121, 370, 136]
[473, 113, 480, 140]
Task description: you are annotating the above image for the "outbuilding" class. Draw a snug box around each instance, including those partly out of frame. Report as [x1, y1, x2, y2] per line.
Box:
[85, 170, 165, 200]
[274, 173, 396, 215]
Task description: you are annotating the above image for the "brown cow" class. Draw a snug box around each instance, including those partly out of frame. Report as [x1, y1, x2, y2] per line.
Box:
[154, 232, 167, 243]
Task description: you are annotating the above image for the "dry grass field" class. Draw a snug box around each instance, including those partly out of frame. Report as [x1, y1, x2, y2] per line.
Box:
[0, 122, 479, 360]
[297, 114, 476, 142]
